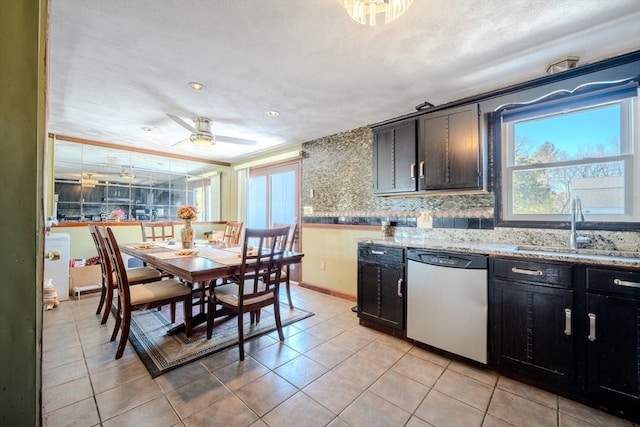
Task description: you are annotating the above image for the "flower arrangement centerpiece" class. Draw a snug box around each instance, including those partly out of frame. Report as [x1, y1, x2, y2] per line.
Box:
[177, 205, 197, 249]
[176, 205, 197, 221]
[111, 209, 125, 222]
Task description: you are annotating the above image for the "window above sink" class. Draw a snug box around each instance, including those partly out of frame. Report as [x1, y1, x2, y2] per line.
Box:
[496, 80, 640, 229]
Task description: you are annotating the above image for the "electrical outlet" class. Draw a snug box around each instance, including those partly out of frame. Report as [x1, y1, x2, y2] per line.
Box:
[320, 261, 326, 270]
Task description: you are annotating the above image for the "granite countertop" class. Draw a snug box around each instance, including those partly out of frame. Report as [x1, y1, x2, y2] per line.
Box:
[359, 237, 640, 269]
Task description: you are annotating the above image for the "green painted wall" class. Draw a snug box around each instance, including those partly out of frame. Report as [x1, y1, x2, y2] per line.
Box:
[0, 0, 46, 424]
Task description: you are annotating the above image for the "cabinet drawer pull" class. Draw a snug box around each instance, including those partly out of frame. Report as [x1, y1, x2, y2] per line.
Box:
[419, 161, 425, 179]
[371, 250, 385, 255]
[511, 267, 543, 276]
[613, 278, 640, 289]
[588, 313, 596, 342]
[397, 278, 403, 297]
[564, 308, 572, 336]
[410, 163, 415, 179]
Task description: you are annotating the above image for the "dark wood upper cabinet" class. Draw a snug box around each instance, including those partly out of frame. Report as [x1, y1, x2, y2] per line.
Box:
[372, 120, 417, 195]
[418, 103, 481, 191]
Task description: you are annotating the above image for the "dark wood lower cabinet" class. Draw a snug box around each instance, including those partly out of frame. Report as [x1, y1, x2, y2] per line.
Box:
[491, 278, 575, 389]
[490, 258, 640, 423]
[585, 293, 640, 418]
[357, 244, 405, 332]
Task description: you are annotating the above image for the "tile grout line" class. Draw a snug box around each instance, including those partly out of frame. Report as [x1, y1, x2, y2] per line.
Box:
[70, 300, 105, 426]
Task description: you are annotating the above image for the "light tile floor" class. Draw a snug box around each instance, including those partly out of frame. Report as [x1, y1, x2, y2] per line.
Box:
[42, 286, 639, 427]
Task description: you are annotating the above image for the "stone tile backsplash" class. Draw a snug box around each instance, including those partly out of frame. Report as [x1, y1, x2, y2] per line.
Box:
[300, 126, 640, 251]
[301, 126, 494, 218]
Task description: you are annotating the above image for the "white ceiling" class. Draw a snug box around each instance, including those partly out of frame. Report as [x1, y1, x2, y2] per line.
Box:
[47, 0, 640, 165]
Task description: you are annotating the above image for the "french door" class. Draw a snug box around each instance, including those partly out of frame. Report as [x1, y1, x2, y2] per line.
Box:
[247, 160, 300, 230]
[246, 159, 301, 282]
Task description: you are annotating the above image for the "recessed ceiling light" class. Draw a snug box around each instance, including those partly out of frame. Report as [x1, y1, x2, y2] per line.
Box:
[141, 126, 152, 132]
[266, 110, 280, 117]
[188, 81, 205, 91]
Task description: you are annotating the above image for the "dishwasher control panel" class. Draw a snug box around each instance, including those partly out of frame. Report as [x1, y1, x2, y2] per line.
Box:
[407, 250, 487, 269]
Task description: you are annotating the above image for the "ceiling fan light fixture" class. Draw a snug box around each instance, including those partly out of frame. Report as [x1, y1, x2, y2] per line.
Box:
[339, 0, 413, 26]
[120, 168, 135, 180]
[190, 133, 215, 146]
[266, 110, 280, 117]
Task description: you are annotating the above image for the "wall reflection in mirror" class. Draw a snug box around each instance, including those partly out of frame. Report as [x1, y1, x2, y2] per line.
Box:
[53, 139, 226, 222]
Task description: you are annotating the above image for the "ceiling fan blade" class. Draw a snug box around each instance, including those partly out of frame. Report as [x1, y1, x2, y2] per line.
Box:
[167, 113, 197, 133]
[213, 135, 257, 146]
[171, 138, 190, 147]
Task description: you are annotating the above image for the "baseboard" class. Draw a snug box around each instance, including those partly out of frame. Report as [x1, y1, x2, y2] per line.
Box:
[298, 281, 356, 302]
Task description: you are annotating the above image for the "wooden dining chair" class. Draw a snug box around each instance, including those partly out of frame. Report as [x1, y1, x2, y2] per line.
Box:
[206, 226, 290, 360]
[89, 224, 164, 325]
[140, 221, 175, 242]
[100, 226, 192, 359]
[222, 221, 244, 244]
[272, 222, 299, 309]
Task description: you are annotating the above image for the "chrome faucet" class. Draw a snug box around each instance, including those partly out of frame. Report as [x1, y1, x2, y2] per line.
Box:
[569, 195, 590, 249]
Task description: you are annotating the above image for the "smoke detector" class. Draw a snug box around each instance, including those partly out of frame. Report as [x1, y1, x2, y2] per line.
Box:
[546, 56, 580, 75]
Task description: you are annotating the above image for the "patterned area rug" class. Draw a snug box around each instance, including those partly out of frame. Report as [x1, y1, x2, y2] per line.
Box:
[127, 304, 314, 377]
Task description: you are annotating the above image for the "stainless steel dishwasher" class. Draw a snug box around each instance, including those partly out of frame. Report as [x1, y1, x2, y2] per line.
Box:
[406, 249, 488, 364]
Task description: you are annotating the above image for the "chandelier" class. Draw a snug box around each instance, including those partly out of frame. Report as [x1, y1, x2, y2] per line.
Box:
[338, 0, 414, 26]
[81, 174, 98, 188]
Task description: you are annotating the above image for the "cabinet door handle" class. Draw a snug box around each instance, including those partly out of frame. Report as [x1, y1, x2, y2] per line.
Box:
[397, 278, 403, 297]
[419, 161, 425, 179]
[588, 313, 596, 342]
[410, 163, 415, 179]
[371, 250, 385, 255]
[564, 308, 572, 336]
[511, 267, 543, 276]
[614, 278, 640, 289]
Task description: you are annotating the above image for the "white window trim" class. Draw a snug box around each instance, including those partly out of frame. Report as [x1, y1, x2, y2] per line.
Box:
[501, 95, 640, 223]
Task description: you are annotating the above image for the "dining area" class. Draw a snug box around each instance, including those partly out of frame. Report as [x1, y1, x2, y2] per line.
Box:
[85, 219, 305, 373]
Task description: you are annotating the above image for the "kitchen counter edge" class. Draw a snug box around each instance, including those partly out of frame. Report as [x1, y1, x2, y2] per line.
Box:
[358, 238, 640, 269]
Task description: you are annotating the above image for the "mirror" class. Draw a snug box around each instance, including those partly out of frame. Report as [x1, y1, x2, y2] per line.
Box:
[53, 139, 227, 222]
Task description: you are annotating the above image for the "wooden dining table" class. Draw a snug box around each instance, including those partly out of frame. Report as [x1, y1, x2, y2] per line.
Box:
[119, 240, 304, 335]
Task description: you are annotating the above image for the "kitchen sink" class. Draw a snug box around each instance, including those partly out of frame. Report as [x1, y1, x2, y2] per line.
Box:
[515, 245, 640, 259]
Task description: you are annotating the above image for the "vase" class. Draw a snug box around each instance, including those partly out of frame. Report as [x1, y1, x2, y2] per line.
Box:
[181, 219, 194, 249]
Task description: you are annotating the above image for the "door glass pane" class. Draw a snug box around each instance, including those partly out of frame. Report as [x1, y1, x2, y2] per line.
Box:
[270, 171, 296, 225]
[247, 175, 267, 228]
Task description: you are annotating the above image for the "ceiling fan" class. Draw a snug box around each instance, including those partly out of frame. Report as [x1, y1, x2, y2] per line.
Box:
[167, 113, 257, 147]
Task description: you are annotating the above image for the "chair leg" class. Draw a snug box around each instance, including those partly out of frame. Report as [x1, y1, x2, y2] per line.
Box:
[237, 311, 245, 361]
[110, 298, 122, 342]
[206, 297, 214, 340]
[273, 295, 284, 342]
[184, 297, 192, 338]
[95, 277, 106, 315]
[285, 278, 294, 309]
[115, 309, 131, 359]
[100, 282, 114, 325]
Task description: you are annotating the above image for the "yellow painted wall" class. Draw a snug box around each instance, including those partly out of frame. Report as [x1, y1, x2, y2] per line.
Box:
[300, 226, 380, 298]
[51, 222, 226, 259]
